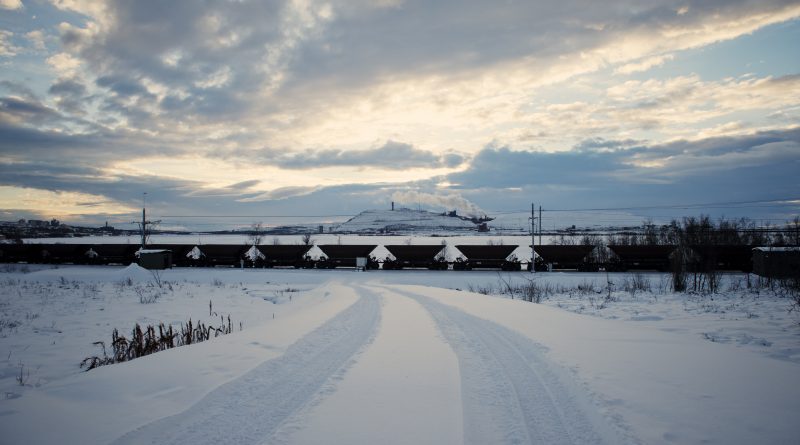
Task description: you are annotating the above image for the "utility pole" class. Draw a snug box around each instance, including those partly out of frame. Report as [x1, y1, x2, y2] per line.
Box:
[539, 205, 542, 246]
[137, 192, 160, 249]
[141, 192, 147, 249]
[530, 202, 536, 273]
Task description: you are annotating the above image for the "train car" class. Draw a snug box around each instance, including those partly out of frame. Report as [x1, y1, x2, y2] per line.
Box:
[752, 247, 800, 279]
[316, 245, 378, 269]
[34, 244, 80, 264]
[257, 245, 314, 268]
[88, 244, 140, 265]
[607, 245, 677, 271]
[0, 243, 28, 263]
[688, 245, 754, 272]
[184, 244, 248, 267]
[531, 245, 597, 271]
[146, 244, 195, 267]
[453, 245, 521, 271]
[382, 245, 448, 270]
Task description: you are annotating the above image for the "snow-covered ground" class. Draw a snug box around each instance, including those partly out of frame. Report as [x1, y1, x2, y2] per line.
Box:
[1, 264, 798, 444]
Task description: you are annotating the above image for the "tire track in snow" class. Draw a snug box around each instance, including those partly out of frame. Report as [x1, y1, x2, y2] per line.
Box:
[112, 288, 380, 445]
[394, 287, 616, 445]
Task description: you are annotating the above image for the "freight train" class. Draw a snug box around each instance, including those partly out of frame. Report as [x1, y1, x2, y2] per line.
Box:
[0, 242, 768, 272]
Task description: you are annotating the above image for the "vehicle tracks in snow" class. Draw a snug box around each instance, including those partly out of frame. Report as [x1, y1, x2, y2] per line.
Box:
[390, 286, 618, 445]
[112, 288, 381, 445]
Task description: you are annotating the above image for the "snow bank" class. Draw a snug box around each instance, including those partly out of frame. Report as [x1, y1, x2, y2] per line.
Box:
[0, 278, 359, 444]
[115, 263, 155, 282]
[398, 284, 800, 444]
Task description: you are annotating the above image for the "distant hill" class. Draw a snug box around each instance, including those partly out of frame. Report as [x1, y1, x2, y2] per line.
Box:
[334, 209, 480, 234]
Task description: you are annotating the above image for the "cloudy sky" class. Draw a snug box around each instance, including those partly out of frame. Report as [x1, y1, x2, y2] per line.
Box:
[1, 0, 799, 230]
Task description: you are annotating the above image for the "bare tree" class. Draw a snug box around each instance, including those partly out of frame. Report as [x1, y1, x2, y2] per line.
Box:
[301, 233, 314, 245]
[247, 222, 264, 246]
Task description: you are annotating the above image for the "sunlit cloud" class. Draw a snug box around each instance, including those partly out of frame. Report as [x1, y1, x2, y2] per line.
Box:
[0, 185, 137, 218]
[0, 30, 20, 57]
[0, 0, 22, 11]
[0, 1, 798, 223]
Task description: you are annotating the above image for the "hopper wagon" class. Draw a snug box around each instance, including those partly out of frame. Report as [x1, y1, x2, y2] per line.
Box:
[382, 245, 448, 270]
[531, 245, 598, 271]
[607, 245, 677, 271]
[256, 245, 314, 268]
[316, 245, 378, 269]
[688, 245, 754, 272]
[185, 244, 248, 267]
[453, 245, 521, 271]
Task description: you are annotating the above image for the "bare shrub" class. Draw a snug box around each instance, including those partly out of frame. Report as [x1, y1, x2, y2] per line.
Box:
[727, 276, 744, 293]
[466, 282, 495, 295]
[149, 269, 164, 288]
[16, 363, 29, 386]
[671, 252, 687, 292]
[657, 274, 671, 294]
[576, 280, 597, 295]
[622, 273, 652, 297]
[518, 278, 552, 303]
[81, 316, 235, 371]
[133, 286, 160, 304]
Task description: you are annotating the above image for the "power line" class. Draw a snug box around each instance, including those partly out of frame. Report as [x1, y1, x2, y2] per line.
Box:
[488, 198, 800, 214]
[153, 214, 356, 218]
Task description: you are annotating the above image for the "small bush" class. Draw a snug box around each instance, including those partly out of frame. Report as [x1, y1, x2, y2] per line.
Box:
[81, 315, 235, 371]
[16, 363, 29, 386]
[621, 273, 652, 297]
[518, 279, 552, 303]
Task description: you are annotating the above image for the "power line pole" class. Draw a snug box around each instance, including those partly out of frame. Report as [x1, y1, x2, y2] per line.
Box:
[531, 202, 536, 274]
[136, 192, 160, 249]
[539, 205, 542, 246]
[141, 192, 147, 249]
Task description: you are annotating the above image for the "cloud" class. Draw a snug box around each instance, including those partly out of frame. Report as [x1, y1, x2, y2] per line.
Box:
[445, 128, 800, 211]
[510, 73, 800, 150]
[36, 0, 800, 145]
[25, 30, 46, 51]
[46, 52, 82, 75]
[1, 1, 798, 224]
[614, 54, 674, 75]
[0, 96, 61, 126]
[0, 0, 22, 11]
[0, 30, 20, 57]
[48, 77, 89, 114]
[237, 186, 321, 202]
[229, 140, 465, 170]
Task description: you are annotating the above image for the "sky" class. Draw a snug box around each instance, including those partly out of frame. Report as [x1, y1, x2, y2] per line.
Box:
[0, 0, 799, 230]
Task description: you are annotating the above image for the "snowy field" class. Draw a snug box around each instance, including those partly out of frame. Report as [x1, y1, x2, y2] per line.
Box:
[1, 264, 799, 444]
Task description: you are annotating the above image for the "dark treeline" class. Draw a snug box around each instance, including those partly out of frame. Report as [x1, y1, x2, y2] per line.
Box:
[556, 216, 800, 247]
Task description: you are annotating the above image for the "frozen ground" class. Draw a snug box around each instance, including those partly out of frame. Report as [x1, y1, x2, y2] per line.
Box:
[0, 264, 798, 444]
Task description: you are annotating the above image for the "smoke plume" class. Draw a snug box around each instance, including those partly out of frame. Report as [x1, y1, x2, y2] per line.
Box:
[391, 191, 487, 218]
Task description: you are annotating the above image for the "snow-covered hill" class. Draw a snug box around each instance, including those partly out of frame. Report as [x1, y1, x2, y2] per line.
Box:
[334, 209, 479, 233]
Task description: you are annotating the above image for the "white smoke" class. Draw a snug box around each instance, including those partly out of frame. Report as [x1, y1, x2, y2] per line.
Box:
[391, 191, 487, 219]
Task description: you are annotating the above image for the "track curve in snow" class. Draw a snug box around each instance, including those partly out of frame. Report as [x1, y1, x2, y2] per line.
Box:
[394, 287, 618, 445]
[112, 289, 381, 445]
